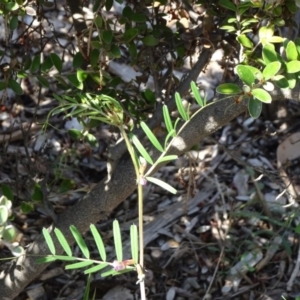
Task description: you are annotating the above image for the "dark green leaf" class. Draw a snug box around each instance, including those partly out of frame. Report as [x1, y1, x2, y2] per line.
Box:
[8, 78, 23, 95]
[30, 54, 40, 73]
[70, 225, 90, 259]
[6, 2, 19, 11]
[32, 184, 43, 201]
[109, 44, 121, 58]
[90, 49, 100, 68]
[130, 13, 147, 22]
[9, 16, 18, 30]
[73, 52, 85, 69]
[20, 201, 34, 213]
[50, 53, 63, 73]
[128, 42, 137, 59]
[0, 82, 6, 91]
[68, 129, 83, 140]
[42, 228, 56, 255]
[123, 28, 139, 43]
[248, 97, 262, 119]
[262, 43, 278, 64]
[1, 184, 14, 201]
[41, 57, 53, 72]
[17, 71, 27, 79]
[219, 0, 236, 11]
[94, 15, 103, 28]
[142, 35, 159, 46]
[273, 75, 289, 89]
[105, 0, 113, 11]
[101, 30, 113, 44]
[36, 75, 50, 88]
[59, 179, 75, 193]
[67, 74, 83, 89]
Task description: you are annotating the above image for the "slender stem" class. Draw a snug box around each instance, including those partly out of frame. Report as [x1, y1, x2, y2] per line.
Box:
[119, 126, 146, 299]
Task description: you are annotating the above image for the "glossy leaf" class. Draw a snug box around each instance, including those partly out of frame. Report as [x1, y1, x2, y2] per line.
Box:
[248, 97, 262, 119]
[236, 65, 255, 86]
[175, 92, 188, 120]
[50, 53, 62, 72]
[140, 121, 164, 152]
[31, 54, 41, 73]
[113, 220, 123, 262]
[66, 261, 94, 270]
[262, 43, 278, 64]
[286, 61, 300, 73]
[273, 75, 289, 89]
[86, 134, 98, 147]
[262, 61, 281, 81]
[123, 28, 139, 43]
[286, 41, 298, 61]
[268, 36, 283, 43]
[237, 34, 253, 48]
[42, 228, 56, 255]
[68, 129, 83, 140]
[252, 88, 272, 103]
[130, 224, 138, 263]
[90, 224, 106, 262]
[110, 44, 121, 58]
[67, 74, 83, 90]
[190, 81, 204, 107]
[8, 79, 23, 95]
[130, 134, 153, 165]
[259, 26, 274, 40]
[70, 225, 90, 259]
[54, 228, 72, 256]
[77, 69, 88, 82]
[101, 30, 113, 44]
[216, 83, 242, 95]
[146, 176, 177, 194]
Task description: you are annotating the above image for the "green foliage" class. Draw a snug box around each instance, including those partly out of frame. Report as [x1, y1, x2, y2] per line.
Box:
[40, 221, 139, 278]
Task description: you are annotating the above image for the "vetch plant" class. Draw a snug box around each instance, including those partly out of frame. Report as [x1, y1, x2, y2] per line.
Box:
[41, 81, 207, 299]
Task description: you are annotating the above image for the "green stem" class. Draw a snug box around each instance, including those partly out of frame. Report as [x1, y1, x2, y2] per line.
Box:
[118, 126, 146, 299]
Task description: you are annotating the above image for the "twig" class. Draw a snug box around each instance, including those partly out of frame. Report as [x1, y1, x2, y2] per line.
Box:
[287, 235, 300, 291]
